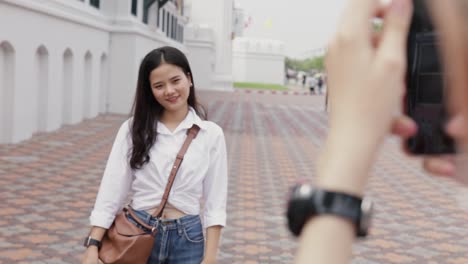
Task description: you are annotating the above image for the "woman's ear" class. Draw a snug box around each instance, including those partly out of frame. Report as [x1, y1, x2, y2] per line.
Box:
[187, 72, 193, 86]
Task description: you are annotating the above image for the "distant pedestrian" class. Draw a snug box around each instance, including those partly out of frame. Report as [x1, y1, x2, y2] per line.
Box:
[302, 74, 307, 87]
[308, 76, 317, 95]
[317, 75, 324, 95]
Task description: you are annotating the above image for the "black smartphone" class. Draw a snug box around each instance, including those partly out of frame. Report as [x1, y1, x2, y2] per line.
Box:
[405, 0, 455, 155]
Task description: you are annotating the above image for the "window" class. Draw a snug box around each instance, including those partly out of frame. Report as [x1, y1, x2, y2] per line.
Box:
[162, 10, 166, 31]
[177, 24, 181, 41]
[172, 17, 176, 39]
[180, 26, 184, 42]
[131, 0, 138, 16]
[180, 0, 184, 15]
[90, 0, 100, 8]
[157, 9, 161, 28]
[166, 14, 170, 36]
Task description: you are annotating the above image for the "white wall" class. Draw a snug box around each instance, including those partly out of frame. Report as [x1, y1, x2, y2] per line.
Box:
[233, 53, 285, 85]
[233, 37, 285, 85]
[98, 53, 109, 113]
[35, 45, 49, 133]
[62, 48, 74, 124]
[0, 0, 188, 144]
[0, 0, 228, 144]
[0, 41, 15, 144]
[0, 1, 111, 143]
[189, 0, 234, 91]
[185, 25, 215, 90]
[107, 30, 186, 114]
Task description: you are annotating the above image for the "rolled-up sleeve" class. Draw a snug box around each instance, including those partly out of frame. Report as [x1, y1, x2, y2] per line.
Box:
[89, 120, 133, 229]
[202, 126, 228, 228]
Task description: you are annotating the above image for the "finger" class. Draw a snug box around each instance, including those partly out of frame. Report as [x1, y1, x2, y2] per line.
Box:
[391, 115, 417, 137]
[446, 114, 467, 138]
[423, 157, 456, 177]
[338, 0, 380, 41]
[372, 31, 382, 48]
[376, 0, 413, 71]
[372, 4, 391, 47]
[375, 0, 393, 19]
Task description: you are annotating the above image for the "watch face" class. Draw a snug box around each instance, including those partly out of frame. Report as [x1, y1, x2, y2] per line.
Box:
[358, 197, 373, 237]
[286, 184, 314, 237]
[83, 237, 102, 248]
[84, 237, 91, 247]
[287, 184, 372, 238]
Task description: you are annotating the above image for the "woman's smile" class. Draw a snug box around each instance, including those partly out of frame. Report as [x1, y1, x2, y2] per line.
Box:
[166, 96, 180, 104]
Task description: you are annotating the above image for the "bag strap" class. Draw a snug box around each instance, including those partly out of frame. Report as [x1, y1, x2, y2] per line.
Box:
[151, 124, 200, 218]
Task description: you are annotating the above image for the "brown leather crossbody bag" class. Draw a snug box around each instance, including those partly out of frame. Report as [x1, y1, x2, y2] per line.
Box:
[98, 125, 200, 264]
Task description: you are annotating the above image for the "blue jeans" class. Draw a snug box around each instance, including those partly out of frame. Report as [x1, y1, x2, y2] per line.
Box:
[128, 209, 205, 264]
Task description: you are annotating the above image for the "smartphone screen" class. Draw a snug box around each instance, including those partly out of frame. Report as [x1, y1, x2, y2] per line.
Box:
[405, 0, 455, 154]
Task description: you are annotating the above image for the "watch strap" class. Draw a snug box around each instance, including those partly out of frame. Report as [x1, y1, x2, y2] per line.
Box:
[312, 190, 364, 237]
[287, 184, 370, 238]
[84, 236, 102, 249]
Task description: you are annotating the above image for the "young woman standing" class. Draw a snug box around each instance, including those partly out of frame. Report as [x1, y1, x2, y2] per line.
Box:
[82, 46, 228, 264]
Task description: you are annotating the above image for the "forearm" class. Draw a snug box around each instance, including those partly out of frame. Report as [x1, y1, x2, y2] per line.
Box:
[84, 226, 107, 257]
[204, 225, 222, 262]
[88, 226, 107, 241]
[316, 126, 381, 196]
[295, 216, 354, 264]
[294, 0, 413, 262]
[295, 130, 380, 263]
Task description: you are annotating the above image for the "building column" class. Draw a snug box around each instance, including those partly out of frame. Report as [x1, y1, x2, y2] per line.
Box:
[100, 0, 132, 18]
[189, 0, 233, 91]
[137, 0, 144, 21]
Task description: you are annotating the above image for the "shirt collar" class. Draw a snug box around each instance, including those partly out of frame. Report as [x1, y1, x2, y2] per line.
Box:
[157, 107, 207, 135]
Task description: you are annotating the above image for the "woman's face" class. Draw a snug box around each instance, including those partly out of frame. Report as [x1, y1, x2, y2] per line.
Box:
[149, 63, 191, 115]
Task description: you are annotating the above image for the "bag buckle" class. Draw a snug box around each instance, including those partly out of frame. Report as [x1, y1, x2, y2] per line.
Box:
[151, 220, 159, 235]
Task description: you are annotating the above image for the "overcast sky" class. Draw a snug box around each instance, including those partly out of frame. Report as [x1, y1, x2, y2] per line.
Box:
[235, 0, 347, 58]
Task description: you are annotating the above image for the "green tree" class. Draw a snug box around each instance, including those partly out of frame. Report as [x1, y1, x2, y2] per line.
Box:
[285, 55, 324, 72]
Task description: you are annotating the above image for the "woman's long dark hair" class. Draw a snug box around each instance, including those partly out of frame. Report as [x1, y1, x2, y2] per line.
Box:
[129, 46, 206, 170]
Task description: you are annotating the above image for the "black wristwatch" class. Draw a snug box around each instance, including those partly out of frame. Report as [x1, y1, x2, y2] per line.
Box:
[286, 183, 373, 238]
[83, 236, 102, 249]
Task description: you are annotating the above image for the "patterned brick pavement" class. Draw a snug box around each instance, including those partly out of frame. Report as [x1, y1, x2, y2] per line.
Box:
[1, 90, 468, 263]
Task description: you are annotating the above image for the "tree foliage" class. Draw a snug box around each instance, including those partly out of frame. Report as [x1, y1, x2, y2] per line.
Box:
[285, 56, 325, 72]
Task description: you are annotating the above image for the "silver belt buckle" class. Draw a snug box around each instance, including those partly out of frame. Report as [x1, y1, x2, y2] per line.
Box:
[151, 219, 159, 234]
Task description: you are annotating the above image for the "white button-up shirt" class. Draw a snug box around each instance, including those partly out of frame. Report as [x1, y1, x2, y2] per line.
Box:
[89, 108, 228, 229]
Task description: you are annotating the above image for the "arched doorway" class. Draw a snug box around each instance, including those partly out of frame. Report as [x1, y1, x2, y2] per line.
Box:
[0, 41, 15, 144]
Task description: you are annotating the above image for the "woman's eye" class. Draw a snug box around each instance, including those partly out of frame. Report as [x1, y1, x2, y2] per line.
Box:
[173, 79, 180, 83]
[154, 85, 163, 90]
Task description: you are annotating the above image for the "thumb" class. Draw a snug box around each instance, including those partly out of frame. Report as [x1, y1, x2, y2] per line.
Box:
[391, 115, 418, 137]
[376, 0, 413, 69]
[446, 113, 466, 138]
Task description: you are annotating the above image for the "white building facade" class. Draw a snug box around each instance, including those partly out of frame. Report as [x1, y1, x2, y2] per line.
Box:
[0, 0, 234, 144]
[186, 0, 234, 91]
[232, 37, 285, 86]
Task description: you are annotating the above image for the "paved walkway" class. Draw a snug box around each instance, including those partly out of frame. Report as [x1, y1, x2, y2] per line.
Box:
[1, 90, 468, 263]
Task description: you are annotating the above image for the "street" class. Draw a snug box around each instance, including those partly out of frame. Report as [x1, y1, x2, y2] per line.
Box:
[1, 90, 467, 263]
